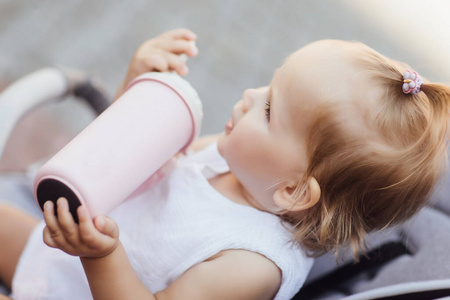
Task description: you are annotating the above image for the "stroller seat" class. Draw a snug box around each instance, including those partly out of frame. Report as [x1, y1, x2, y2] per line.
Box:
[0, 67, 109, 296]
[1, 68, 449, 299]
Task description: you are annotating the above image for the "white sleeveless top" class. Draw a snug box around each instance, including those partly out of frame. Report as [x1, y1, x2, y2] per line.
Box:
[13, 143, 313, 300]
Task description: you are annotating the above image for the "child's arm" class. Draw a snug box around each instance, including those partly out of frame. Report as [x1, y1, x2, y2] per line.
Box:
[43, 198, 156, 299]
[43, 198, 281, 300]
[80, 243, 154, 299]
[115, 28, 198, 100]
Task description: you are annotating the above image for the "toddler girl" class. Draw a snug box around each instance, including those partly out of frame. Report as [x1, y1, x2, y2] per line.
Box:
[0, 28, 449, 300]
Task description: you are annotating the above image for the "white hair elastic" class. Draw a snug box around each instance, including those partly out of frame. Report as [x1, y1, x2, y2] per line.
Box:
[402, 70, 423, 95]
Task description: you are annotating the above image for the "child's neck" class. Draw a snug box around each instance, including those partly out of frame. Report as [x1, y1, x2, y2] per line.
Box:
[208, 172, 256, 208]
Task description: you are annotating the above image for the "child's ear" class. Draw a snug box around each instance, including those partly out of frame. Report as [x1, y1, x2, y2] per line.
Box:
[273, 177, 321, 212]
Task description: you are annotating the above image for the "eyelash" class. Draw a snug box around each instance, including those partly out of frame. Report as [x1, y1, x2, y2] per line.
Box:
[265, 100, 271, 122]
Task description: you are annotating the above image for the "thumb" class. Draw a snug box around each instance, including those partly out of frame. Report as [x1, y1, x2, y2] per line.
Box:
[94, 215, 119, 239]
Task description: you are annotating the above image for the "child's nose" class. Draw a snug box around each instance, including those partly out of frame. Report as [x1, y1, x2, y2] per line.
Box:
[242, 89, 257, 113]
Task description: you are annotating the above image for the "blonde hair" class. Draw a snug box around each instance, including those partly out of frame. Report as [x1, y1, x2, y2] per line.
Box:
[288, 43, 450, 259]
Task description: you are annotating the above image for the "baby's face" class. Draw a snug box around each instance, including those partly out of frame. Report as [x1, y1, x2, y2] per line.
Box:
[217, 40, 380, 212]
[217, 82, 306, 211]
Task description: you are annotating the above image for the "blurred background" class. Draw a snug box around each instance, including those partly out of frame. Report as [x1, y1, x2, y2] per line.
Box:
[0, 0, 449, 171]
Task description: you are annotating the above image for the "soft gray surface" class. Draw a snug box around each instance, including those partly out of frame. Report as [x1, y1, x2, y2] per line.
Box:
[353, 208, 450, 292]
[344, 279, 450, 300]
[0, 0, 438, 138]
[0, 174, 42, 218]
[433, 171, 450, 215]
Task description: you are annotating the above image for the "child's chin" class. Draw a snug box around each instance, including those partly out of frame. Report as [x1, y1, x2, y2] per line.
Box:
[216, 136, 226, 156]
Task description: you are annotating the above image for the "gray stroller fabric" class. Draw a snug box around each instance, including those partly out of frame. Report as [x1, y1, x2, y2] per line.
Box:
[343, 279, 450, 300]
[0, 284, 7, 295]
[0, 173, 42, 219]
[432, 168, 450, 215]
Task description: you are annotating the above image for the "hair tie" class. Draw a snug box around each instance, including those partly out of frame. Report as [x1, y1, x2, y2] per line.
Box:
[402, 70, 423, 95]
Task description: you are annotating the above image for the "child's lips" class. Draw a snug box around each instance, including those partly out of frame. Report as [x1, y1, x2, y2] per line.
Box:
[225, 119, 233, 134]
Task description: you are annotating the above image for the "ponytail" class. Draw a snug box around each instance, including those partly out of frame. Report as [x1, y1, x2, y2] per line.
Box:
[289, 42, 450, 260]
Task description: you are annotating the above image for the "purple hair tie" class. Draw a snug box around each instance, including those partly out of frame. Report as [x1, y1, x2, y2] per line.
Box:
[402, 70, 423, 95]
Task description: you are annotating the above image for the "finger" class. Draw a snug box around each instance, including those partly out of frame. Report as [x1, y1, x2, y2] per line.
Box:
[78, 210, 119, 255]
[158, 51, 189, 76]
[160, 28, 197, 41]
[55, 198, 79, 245]
[156, 39, 198, 57]
[43, 200, 66, 246]
[42, 225, 58, 248]
[77, 206, 104, 246]
[142, 53, 169, 72]
[94, 216, 119, 239]
[43, 201, 59, 231]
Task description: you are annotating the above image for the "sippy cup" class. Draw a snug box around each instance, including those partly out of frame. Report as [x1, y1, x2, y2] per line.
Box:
[34, 72, 202, 222]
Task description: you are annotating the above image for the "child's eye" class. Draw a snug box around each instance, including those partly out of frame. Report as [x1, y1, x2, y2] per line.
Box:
[265, 100, 271, 122]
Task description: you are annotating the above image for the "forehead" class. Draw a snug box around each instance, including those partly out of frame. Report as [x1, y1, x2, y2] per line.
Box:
[272, 40, 383, 138]
[277, 40, 361, 103]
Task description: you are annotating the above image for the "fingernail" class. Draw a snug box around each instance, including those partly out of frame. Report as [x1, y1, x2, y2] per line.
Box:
[78, 206, 86, 217]
[179, 65, 189, 75]
[44, 201, 53, 211]
[57, 198, 66, 208]
[190, 47, 198, 56]
[188, 41, 198, 56]
[187, 32, 197, 39]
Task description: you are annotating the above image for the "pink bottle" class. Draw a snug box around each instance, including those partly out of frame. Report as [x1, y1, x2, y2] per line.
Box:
[34, 72, 202, 222]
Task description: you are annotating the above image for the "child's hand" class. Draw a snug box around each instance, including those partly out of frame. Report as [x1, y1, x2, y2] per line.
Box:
[42, 198, 119, 259]
[118, 28, 198, 96]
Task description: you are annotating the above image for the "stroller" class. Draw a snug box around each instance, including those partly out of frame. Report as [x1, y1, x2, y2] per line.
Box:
[0, 68, 449, 299]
